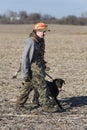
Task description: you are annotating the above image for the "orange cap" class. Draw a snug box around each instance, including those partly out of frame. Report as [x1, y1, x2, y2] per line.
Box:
[34, 22, 48, 31]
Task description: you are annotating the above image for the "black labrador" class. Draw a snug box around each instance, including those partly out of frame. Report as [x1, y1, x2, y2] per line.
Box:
[45, 78, 65, 110]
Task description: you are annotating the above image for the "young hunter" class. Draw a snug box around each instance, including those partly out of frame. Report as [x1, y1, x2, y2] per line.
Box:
[16, 22, 58, 112]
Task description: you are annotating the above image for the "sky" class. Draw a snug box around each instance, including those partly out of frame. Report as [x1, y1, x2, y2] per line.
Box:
[0, 0, 87, 18]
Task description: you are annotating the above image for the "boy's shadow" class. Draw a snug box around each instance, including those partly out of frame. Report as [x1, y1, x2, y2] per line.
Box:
[61, 96, 87, 110]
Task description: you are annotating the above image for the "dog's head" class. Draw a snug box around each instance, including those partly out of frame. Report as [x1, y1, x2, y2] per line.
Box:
[53, 78, 65, 91]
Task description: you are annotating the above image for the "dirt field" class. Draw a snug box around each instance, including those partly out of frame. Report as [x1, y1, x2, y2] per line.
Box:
[0, 24, 87, 130]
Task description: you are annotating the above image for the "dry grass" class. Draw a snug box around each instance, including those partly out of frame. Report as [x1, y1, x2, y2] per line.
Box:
[0, 24, 87, 130]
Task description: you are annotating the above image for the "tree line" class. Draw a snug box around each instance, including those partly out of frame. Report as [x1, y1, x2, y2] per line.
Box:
[0, 11, 87, 25]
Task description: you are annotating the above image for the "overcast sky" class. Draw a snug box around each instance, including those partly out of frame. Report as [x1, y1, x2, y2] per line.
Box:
[0, 0, 87, 18]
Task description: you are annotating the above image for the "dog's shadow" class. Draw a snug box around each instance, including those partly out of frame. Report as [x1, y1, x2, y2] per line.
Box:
[60, 96, 87, 110]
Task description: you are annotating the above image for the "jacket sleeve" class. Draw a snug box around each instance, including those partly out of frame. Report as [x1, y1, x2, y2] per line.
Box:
[22, 38, 34, 78]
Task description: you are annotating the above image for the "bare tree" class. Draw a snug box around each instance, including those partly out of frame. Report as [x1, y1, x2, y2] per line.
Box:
[81, 12, 87, 18]
[19, 11, 28, 19]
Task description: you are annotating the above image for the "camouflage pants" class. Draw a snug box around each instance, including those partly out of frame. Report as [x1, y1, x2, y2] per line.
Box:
[16, 63, 48, 107]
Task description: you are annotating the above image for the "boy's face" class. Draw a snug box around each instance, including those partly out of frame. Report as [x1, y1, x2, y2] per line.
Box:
[36, 30, 46, 38]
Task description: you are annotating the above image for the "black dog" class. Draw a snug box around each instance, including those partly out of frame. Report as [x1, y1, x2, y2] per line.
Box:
[45, 78, 65, 110]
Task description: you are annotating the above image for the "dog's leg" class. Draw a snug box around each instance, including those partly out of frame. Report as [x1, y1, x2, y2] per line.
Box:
[53, 97, 64, 110]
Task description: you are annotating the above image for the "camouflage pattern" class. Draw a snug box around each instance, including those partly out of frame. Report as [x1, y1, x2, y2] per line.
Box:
[16, 80, 34, 106]
[16, 63, 48, 107]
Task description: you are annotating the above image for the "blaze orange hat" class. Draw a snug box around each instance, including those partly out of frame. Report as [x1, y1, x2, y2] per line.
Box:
[34, 22, 48, 31]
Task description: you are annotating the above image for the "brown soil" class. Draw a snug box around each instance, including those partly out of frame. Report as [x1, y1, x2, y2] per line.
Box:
[0, 24, 87, 130]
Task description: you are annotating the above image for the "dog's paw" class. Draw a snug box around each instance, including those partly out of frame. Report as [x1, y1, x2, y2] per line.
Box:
[57, 107, 67, 113]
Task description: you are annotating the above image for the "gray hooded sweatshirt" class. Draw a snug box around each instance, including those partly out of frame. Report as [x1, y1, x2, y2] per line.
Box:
[22, 37, 45, 78]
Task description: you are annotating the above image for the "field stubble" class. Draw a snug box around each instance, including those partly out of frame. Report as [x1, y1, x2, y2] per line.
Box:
[0, 24, 87, 130]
